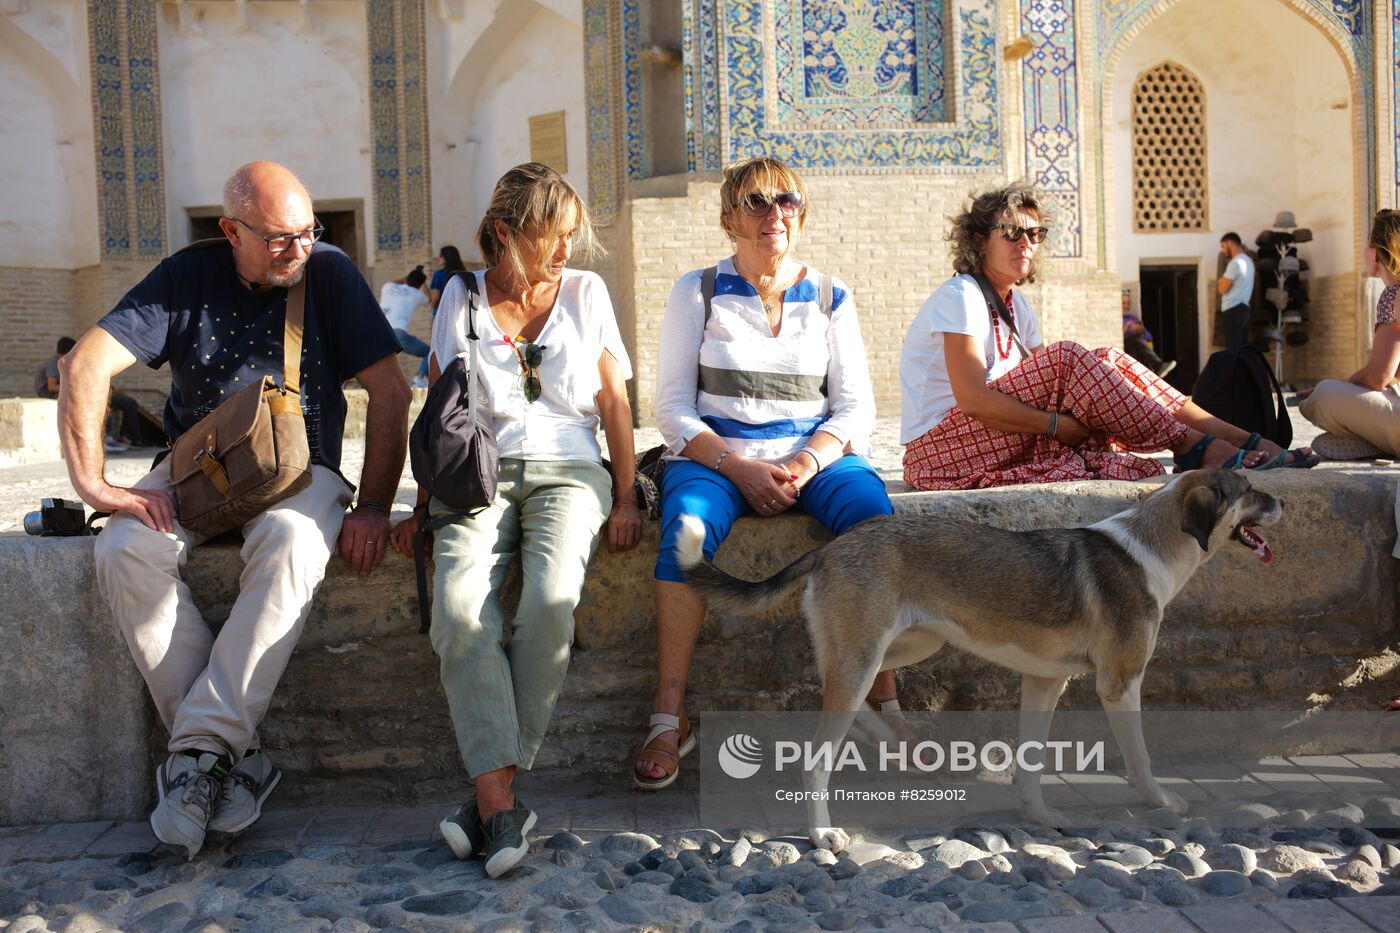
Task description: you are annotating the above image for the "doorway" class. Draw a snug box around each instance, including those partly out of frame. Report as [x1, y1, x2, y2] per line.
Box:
[187, 202, 364, 270]
[1138, 264, 1198, 393]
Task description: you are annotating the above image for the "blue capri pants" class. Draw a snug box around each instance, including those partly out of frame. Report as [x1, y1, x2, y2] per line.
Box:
[655, 454, 893, 582]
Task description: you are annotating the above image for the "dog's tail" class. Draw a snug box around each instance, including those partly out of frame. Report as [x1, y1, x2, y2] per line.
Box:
[676, 515, 822, 614]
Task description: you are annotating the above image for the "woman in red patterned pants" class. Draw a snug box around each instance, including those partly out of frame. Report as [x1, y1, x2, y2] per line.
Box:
[900, 183, 1314, 491]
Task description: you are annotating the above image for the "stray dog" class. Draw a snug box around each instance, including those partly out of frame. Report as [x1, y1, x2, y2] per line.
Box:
[678, 469, 1283, 851]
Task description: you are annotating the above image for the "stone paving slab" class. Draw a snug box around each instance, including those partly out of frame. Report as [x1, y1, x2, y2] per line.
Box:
[362, 802, 444, 845]
[1336, 896, 1400, 933]
[0, 825, 41, 865]
[82, 819, 158, 858]
[1259, 898, 1378, 933]
[17, 820, 112, 860]
[1287, 755, 1393, 793]
[225, 804, 316, 852]
[301, 806, 380, 847]
[1097, 907, 1202, 932]
[1179, 904, 1293, 933]
[1020, 916, 1112, 932]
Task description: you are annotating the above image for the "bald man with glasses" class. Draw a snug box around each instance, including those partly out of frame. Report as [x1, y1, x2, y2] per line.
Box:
[58, 161, 411, 858]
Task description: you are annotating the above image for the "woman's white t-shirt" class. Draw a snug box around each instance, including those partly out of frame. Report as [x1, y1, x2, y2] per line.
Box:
[430, 269, 632, 462]
[899, 274, 1044, 443]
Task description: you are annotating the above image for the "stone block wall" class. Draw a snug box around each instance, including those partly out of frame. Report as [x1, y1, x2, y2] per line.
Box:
[4, 466, 1397, 823]
[610, 174, 1123, 425]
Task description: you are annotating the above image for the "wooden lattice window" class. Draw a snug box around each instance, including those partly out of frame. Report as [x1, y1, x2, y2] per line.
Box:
[1132, 62, 1208, 232]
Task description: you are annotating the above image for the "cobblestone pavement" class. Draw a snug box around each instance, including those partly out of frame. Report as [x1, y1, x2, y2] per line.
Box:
[1, 775, 1398, 932]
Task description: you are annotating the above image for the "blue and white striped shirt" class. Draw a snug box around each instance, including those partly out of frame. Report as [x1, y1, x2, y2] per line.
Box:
[656, 257, 875, 463]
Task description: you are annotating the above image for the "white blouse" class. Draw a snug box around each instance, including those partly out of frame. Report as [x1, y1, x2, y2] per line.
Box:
[430, 269, 632, 462]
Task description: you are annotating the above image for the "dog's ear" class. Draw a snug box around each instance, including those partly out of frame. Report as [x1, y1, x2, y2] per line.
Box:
[1180, 486, 1222, 552]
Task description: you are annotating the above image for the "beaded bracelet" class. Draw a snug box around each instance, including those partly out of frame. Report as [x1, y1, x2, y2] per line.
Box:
[714, 448, 735, 473]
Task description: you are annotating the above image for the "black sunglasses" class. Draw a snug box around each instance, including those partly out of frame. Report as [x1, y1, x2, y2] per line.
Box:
[511, 340, 546, 403]
[991, 223, 1049, 245]
[736, 191, 805, 219]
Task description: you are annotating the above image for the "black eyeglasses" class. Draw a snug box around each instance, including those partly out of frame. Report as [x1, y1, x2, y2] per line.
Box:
[510, 339, 545, 402]
[991, 223, 1049, 245]
[736, 191, 805, 218]
[228, 215, 325, 253]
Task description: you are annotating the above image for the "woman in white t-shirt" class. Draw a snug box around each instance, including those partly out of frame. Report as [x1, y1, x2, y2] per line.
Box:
[900, 182, 1315, 490]
[388, 163, 641, 877]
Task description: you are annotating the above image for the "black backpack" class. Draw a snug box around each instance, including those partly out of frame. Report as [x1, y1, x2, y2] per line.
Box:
[407, 272, 498, 632]
[1190, 346, 1292, 448]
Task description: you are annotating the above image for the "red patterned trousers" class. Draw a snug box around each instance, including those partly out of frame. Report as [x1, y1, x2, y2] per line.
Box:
[903, 341, 1192, 491]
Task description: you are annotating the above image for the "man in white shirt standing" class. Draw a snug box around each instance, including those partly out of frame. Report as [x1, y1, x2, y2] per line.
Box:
[1218, 232, 1256, 350]
[381, 265, 432, 386]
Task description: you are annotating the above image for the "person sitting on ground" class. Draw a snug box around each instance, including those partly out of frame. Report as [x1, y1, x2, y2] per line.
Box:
[380, 264, 432, 387]
[37, 336, 151, 452]
[60, 161, 410, 858]
[1121, 291, 1174, 378]
[390, 162, 641, 878]
[901, 182, 1316, 491]
[1300, 209, 1400, 463]
[636, 156, 899, 792]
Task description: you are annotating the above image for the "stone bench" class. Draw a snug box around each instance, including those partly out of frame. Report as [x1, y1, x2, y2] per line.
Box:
[2, 467, 1397, 825]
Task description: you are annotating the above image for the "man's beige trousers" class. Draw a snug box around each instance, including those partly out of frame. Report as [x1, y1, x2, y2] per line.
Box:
[95, 464, 350, 762]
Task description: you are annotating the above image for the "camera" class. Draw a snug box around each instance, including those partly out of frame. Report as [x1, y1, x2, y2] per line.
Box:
[23, 498, 93, 537]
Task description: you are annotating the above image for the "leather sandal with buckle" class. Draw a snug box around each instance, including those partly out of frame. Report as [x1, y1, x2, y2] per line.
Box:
[633, 712, 696, 791]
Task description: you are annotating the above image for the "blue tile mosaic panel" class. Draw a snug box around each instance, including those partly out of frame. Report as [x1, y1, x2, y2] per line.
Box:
[1021, 0, 1081, 258]
[89, 0, 166, 259]
[723, 0, 1000, 170]
[368, 0, 431, 256]
[585, 0, 619, 216]
[771, 0, 946, 129]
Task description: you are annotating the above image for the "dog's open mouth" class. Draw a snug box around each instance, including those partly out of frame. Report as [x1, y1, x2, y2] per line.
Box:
[1232, 523, 1273, 563]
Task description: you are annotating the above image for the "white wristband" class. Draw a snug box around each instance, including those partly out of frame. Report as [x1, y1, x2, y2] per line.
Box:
[799, 445, 825, 471]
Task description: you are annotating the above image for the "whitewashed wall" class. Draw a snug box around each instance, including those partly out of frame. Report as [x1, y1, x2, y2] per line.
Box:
[0, 0, 97, 269]
[429, 0, 587, 263]
[155, 2, 373, 254]
[1110, 0, 1354, 364]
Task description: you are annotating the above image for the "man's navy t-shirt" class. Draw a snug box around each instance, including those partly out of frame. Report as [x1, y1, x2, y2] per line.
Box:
[98, 242, 399, 473]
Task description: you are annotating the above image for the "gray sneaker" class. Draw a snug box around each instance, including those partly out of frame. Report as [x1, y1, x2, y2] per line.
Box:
[150, 750, 230, 859]
[482, 800, 537, 878]
[439, 797, 485, 860]
[207, 749, 282, 835]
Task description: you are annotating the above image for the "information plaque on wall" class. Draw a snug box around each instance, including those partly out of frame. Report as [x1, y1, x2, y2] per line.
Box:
[529, 111, 568, 173]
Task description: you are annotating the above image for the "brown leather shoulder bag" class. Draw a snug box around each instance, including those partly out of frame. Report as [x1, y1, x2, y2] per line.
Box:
[169, 245, 312, 537]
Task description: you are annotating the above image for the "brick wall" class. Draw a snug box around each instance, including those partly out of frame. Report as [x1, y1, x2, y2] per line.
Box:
[606, 174, 1123, 425]
[0, 266, 81, 398]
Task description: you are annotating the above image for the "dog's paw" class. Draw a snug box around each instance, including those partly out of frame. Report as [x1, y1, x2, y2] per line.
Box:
[809, 826, 849, 853]
[1150, 789, 1189, 815]
[1025, 806, 1072, 829]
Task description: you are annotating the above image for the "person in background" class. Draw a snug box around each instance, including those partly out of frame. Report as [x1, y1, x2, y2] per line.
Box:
[1218, 232, 1256, 350]
[380, 265, 432, 387]
[37, 336, 147, 451]
[430, 245, 468, 310]
[1121, 290, 1175, 378]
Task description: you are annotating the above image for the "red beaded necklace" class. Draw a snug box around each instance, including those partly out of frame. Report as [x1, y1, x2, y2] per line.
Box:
[992, 289, 1016, 359]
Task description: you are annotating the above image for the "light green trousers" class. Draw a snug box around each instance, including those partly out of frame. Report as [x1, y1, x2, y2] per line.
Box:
[430, 458, 611, 777]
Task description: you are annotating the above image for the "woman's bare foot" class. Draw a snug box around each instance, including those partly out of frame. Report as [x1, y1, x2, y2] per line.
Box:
[1201, 436, 1265, 469]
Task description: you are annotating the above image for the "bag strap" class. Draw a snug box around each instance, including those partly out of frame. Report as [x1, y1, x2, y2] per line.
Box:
[701, 265, 718, 327]
[282, 278, 306, 394]
[818, 270, 833, 317]
[1247, 346, 1288, 433]
[972, 273, 1032, 360]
